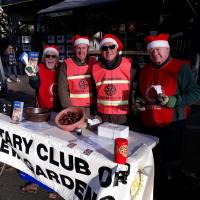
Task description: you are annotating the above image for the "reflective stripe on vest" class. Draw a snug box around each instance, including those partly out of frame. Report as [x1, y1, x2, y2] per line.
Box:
[93, 57, 131, 114]
[97, 99, 128, 106]
[65, 58, 94, 106]
[70, 93, 93, 98]
[96, 79, 129, 86]
[67, 74, 91, 80]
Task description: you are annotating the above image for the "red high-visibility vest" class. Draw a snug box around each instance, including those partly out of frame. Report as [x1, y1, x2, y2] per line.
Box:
[139, 58, 183, 127]
[92, 57, 131, 114]
[65, 57, 95, 106]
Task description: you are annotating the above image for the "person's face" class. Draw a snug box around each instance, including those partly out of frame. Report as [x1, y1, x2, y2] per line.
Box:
[101, 42, 118, 62]
[148, 47, 170, 65]
[8, 45, 14, 53]
[44, 51, 58, 69]
[73, 44, 88, 61]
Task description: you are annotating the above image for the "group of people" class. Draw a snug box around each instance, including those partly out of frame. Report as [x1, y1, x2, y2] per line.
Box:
[21, 33, 200, 199]
[28, 34, 136, 124]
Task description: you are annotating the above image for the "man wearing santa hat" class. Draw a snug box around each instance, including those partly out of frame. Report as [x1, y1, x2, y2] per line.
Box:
[134, 33, 200, 199]
[92, 34, 135, 125]
[25, 44, 61, 111]
[58, 35, 96, 118]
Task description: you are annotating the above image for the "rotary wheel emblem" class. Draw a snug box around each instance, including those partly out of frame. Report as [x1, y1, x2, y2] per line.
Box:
[104, 84, 116, 96]
[79, 79, 88, 89]
[118, 145, 128, 157]
[130, 170, 145, 199]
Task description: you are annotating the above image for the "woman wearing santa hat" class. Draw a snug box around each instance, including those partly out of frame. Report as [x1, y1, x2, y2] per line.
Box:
[134, 33, 200, 199]
[92, 34, 135, 125]
[25, 45, 61, 111]
[22, 45, 62, 199]
[58, 35, 96, 118]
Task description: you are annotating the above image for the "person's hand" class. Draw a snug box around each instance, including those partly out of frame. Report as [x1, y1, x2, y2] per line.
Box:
[157, 94, 169, 106]
[25, 65, 38, 76]
[134, 97, 146, 112]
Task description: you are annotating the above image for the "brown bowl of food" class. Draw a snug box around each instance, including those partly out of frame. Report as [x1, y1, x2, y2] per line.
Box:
[24, 107, 51, 122]
[55, 107, 86, 132]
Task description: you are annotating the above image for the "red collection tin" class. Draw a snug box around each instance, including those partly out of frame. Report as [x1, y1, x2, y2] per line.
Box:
[114, 138, 128, 164]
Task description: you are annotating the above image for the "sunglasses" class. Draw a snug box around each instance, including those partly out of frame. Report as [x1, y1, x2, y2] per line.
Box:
[45, 55, 57, 59]
[101, 45, 116, 51]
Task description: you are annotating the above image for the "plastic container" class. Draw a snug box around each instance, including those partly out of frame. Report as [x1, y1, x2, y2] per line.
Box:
[114, 138, 128, 164]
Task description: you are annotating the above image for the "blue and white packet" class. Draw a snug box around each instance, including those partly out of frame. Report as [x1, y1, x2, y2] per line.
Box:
[28, 52, 39, 67]
[11, 101, 24, 122]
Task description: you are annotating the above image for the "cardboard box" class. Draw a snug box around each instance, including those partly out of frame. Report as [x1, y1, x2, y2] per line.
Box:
[98, 122, 129, 139]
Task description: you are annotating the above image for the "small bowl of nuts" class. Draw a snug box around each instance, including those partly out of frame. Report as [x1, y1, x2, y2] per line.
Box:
[55, 107, 86, 132]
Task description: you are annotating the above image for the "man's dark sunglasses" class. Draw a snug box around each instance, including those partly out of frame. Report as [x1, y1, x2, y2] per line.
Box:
[101, 44, 116, 51]
[45, 55, 57, 58]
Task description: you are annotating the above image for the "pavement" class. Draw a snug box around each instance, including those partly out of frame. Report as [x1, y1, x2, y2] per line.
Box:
[0, 75, 200, 200]
[0, 75, 51, 200]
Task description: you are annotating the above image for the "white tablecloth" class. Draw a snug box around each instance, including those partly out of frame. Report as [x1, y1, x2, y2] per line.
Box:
[0, 113, 158, 200]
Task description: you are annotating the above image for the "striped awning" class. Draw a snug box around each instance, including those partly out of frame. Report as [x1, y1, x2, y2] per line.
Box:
[38, 0, 119, 14]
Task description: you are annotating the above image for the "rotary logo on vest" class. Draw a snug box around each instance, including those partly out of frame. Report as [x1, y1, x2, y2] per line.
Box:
[79, 79, 88, 89]
[104, 84, 116, 96]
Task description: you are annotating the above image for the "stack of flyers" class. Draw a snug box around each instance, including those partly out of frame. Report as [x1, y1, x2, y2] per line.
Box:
[11, 101, 24, 123]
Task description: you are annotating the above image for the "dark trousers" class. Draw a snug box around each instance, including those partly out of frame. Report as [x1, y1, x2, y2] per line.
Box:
[141, 120, 185, 199]
[7, 64, 18, 78]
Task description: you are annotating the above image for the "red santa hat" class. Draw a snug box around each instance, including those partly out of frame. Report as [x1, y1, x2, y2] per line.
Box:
[73, 35, 89, 46]
[144, 33, 170, 51]
[100, 34, 123, 54]
[43, 45, 59, 57]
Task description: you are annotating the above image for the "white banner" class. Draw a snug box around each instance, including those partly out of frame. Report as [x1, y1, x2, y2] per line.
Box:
[0, 114, 157, 200]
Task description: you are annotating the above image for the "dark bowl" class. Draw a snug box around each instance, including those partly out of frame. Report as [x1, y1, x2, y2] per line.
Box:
[24, 107, 51, 122]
